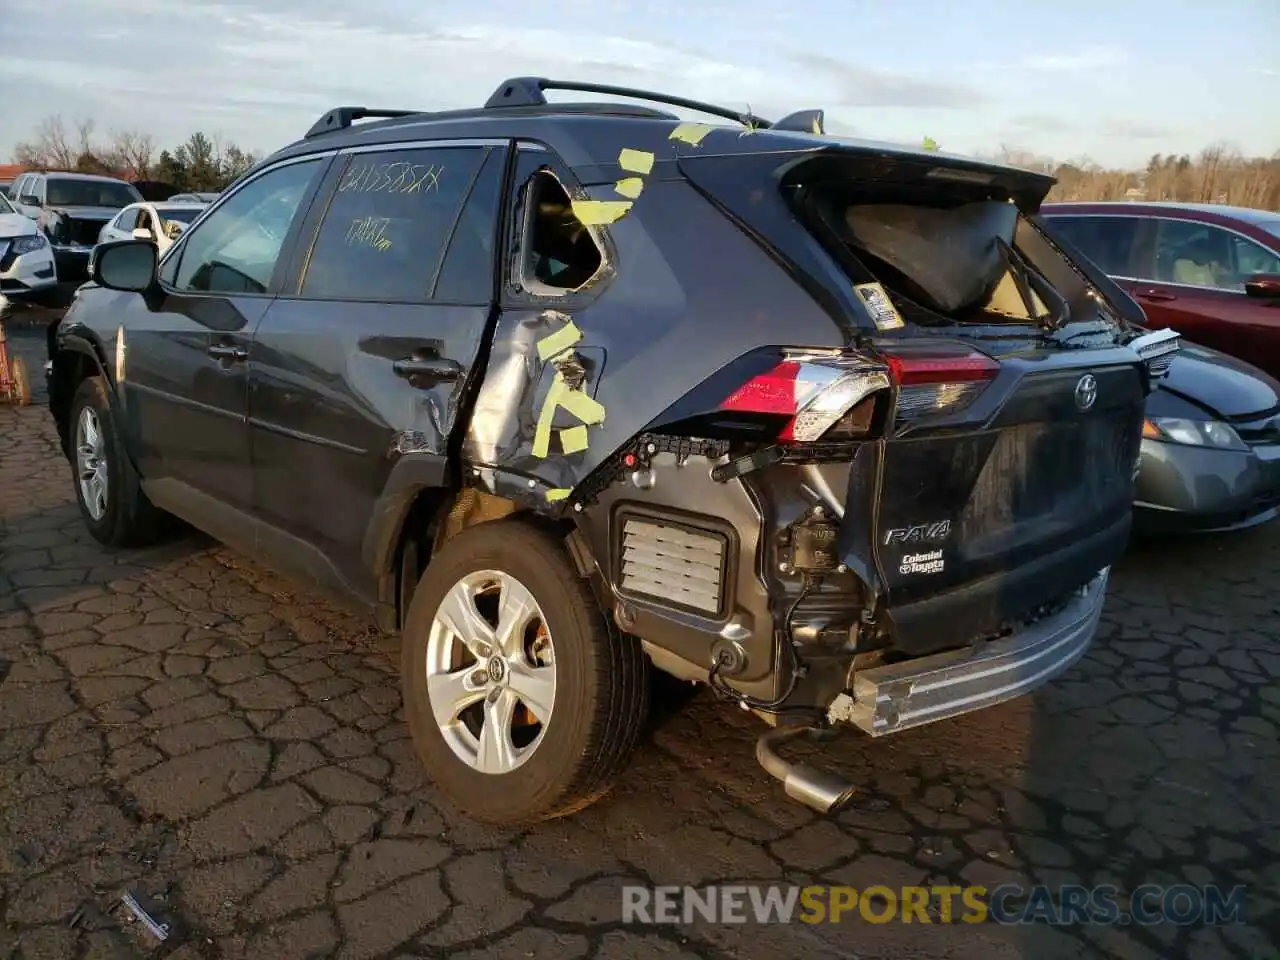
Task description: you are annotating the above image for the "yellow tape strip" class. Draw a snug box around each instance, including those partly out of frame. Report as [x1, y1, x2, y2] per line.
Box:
[557, 383, 606, 425]
[545, 488, 572, 502]
[618, 148, 655, 174]
[614, 177, 644, 200]
[536, 318, 583, 361]
[531, 378, 566, 458]
[571, 199, 633, 225]
[531, 374, 608, 458]
[669, 122, 714, 146]
[560, 425, 590, 454]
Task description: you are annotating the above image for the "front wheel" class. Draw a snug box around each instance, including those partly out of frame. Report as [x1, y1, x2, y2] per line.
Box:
[68, 376, 168, 547]
[400, 520, 650, 824]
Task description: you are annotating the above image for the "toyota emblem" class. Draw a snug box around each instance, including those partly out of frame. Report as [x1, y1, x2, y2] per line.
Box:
[1074, 374, 1098, 412]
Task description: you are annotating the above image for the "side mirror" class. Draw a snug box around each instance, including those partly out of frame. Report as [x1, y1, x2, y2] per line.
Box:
[132, 227, 154, 242]
[19, 194, 40, 207]
[92, 240, 158, 293]
[1244, 275, 1280, 301]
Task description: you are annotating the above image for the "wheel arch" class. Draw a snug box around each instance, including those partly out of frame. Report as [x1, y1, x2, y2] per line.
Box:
[49, 327, 114, 459]
[367, 457, 590, 634]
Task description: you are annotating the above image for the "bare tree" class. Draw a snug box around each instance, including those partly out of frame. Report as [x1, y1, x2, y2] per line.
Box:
[110, 130, 156, 179]
[74, 118, 96, 158]
[12, 115, 78, 169]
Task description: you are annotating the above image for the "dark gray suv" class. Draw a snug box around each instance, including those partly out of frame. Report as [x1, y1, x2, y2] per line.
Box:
[45, 78, 1178, 824]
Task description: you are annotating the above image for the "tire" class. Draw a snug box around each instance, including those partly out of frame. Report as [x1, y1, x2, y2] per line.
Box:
[400, 519, 649, 824]
[68, 375, 168, 548]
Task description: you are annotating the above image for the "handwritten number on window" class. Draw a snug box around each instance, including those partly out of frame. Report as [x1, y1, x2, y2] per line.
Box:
[338, 161, 443, 195]
[346, 216, 393, 251]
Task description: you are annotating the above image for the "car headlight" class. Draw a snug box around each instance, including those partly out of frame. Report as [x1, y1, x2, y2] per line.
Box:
[10, 234, 48, 255]
[1142, 417, 1247, 451]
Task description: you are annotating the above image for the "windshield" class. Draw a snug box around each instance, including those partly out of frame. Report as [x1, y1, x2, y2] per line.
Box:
[0, 193, 13, 215]
[46, 179, 141, 208]
[161, 207, 204, 225]
[1258, 220, 1280, 243]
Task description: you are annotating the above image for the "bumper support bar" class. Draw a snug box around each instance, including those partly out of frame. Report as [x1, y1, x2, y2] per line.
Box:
[834, 568, 1109, 736]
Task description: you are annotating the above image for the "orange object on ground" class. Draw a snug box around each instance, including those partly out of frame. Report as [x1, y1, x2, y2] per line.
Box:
[0, 316, 32, 406]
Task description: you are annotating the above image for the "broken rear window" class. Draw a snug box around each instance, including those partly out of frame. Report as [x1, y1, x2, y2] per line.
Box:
[519, 171, 604, 295]
[794, 171, 1108, 329]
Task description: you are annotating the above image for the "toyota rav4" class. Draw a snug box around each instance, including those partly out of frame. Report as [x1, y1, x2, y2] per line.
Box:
[44, 78, 1180, 824]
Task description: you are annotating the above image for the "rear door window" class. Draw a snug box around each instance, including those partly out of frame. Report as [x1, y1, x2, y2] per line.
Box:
[115, 207, 140, 232]
[1045, 215, 1143, 277]
[298, 146, 487, 302]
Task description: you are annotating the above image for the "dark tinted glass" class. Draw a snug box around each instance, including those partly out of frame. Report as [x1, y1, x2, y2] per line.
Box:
[301, 147, 486, 301]
[46, 179, 140, 208]
[1045, 215, 1141, 276]
[161, 207, 204, 225]
[432, 148, 504, 303]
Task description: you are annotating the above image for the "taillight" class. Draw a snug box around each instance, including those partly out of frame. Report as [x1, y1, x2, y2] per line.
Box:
[879, 343, 999, 420]
[718, 352, 892, 443]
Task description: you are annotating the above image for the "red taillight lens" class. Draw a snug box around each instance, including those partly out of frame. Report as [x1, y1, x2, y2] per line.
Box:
[720, 360, 803, 416]
[880, 344, 1000, 420]
[885, 352, 999, 385]
[719, 352, 892, 443]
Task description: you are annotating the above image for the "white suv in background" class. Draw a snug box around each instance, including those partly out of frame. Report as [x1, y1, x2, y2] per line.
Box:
[0, 191, 58, 302]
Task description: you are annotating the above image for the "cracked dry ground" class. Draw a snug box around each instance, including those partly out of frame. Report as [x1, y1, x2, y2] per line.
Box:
[1, 337, 1279, 960]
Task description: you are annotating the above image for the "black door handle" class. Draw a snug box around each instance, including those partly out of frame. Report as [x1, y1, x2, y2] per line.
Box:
[393, 356, 463, 381]
[208, 343, 248, 361]
[1136, 289, 1177, 302]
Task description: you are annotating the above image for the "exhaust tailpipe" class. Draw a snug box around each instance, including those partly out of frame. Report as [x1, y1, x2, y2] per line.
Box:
[755, 726, 857, 814]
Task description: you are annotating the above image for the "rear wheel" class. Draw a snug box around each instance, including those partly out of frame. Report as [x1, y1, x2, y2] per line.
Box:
[69, 376, 168, 547]
[400, 520, 649, 824]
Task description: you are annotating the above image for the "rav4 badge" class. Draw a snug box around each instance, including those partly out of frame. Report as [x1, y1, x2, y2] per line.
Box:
[883, 520, 951, 547]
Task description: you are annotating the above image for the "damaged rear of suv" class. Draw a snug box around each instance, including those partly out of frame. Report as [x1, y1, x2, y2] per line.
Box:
[56, 78, 1179, 824]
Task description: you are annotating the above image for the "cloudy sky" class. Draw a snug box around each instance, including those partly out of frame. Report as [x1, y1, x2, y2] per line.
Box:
[2, 0, 1277, 168]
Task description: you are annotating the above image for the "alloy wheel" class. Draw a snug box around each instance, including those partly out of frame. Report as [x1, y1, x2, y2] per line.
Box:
[76, 406, 108, 521]
[424, 569, 557, 775]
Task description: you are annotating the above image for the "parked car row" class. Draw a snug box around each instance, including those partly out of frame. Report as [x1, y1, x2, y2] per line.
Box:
[0, 171, 214, 298]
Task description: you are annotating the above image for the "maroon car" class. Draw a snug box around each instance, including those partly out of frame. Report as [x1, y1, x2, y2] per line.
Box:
[1042, 202, 1280, 377]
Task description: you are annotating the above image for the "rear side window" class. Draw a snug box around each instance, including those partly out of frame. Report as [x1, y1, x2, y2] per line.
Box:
[115, 208, 140, 231]
[300, 146, 486, 302]
[1044, 215, 1142, 277]
[519, 170, 604, 295]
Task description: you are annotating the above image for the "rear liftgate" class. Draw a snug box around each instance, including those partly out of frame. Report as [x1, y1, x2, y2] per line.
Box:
[654, 333, 1169, 814]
